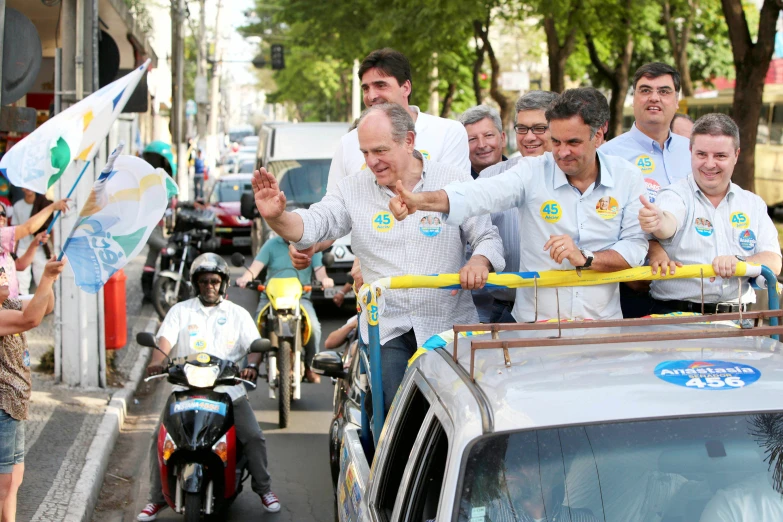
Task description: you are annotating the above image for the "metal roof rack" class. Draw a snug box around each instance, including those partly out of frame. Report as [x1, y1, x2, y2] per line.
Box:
[452, 309, 783, 382]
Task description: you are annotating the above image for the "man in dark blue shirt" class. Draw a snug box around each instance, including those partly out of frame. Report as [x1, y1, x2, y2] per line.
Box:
[193, 150, 206, 199]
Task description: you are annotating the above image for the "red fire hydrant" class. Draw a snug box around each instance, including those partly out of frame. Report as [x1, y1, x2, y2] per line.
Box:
[104, 269, 127, 350]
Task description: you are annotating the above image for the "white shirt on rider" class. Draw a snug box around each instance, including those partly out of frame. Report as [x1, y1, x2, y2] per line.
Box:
[157, 297, 261, 401]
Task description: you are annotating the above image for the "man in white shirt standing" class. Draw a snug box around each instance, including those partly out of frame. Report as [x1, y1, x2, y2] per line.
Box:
[292, 48, 471, 282]
[638, 113, 782, 314]
[389, 88, 649, 323]
[12, 189, 50, 295]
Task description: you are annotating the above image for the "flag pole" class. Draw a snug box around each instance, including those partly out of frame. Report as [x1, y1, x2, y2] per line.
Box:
[46, 160, 91, 234]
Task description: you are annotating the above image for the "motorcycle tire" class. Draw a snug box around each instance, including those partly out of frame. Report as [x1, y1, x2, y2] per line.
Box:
[153, 275, 187, 320]
[184, 492, 203, 522]
[278, 340, 292, 429]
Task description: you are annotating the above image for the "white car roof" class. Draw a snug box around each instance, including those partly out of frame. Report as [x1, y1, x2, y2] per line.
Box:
[413, 322, 783, 435]
[267, 122, 351, 161]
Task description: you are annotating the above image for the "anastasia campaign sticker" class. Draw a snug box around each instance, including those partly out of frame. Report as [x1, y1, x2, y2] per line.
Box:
[694, 217, 714, 237]
[419, 215, 442, 237]
[644, 178, 661, 203]
[739, 229, 756, 251]
[635, 155, 655, 174]
[217, 316, 227, 326]
[654, 360, 760, 389]
[418, 149, 430, 160]
[540, 200, 561, 223]
[595, 196, 619, 220]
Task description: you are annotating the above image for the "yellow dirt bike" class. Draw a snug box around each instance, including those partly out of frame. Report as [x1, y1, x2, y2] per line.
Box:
[230, 254, 317, 429]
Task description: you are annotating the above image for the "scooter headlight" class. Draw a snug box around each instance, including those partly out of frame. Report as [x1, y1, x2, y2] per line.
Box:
[274, 297, 297, 309]
[163, 432, 177, 463]
[183, 364, 220, 388]
[165, 246, 177, 256]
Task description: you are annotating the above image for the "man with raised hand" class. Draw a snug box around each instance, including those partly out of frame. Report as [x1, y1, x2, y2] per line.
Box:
[254, 103, 504, 413]
[638, 113, 781, 314]
[476, 91, 558, 322]
[389, 88, 648, 323]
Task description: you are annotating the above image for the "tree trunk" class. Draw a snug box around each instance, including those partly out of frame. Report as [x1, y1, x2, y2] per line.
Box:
[543, 6, 580, 94]
[720, 0, 781, 191]
[475, 16, 513, 129]
[585, 29, 633, 140]
[472, 28, 485, 106]
[662, 0, 696, 97]
[440, 82, 457, 118]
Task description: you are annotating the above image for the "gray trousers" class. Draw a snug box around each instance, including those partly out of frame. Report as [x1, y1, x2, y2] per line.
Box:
[148, 395, 271, 503]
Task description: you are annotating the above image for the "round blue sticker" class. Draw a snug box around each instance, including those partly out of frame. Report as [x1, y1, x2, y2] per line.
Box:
[654, 360, 761, 390]
[217, 317, 227, 326]
[738, 229, 756, 251]
[418, 215, 442, 237]
[694, 217, 714, 237]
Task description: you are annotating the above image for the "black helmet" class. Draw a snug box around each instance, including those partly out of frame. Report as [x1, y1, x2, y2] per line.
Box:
[190, 253, 230, 304]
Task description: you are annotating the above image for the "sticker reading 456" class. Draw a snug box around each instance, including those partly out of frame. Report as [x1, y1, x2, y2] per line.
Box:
[654, 360, 761, 390]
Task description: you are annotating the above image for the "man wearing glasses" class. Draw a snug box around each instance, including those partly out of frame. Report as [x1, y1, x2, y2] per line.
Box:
[600, 62, 692, 317]
[470, 92, 558, 321]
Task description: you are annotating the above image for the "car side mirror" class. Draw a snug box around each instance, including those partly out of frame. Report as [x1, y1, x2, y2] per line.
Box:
[136, 332, 158, 348]
[240, 192, 258, 221]
[231, 252, 246, 267]
[250, 338, 273, 353]
[312, 351, 346, 379]
[322, 252, 335, 268]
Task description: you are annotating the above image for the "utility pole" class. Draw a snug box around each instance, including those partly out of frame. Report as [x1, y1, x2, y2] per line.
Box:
[207, 0, 223, 172]
[196, 0, 208, 142]
[172, 0, 188, 199]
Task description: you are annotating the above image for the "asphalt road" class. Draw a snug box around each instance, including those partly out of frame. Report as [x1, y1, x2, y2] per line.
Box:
[91, 284, 354, 521]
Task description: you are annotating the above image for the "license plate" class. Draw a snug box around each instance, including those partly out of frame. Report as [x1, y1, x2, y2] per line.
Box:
[232, 236, 251, 246]
[324, 288, 355, 299]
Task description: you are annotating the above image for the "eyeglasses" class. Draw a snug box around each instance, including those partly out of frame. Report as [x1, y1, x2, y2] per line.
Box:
[514, 124, 548, 135]
[198, 277, 222, 287]
[636, 87, 675, 97]
[0, 212, 6, 218]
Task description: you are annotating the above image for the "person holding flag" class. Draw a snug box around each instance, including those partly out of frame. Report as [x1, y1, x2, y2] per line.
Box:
[0, 198, 69, 299]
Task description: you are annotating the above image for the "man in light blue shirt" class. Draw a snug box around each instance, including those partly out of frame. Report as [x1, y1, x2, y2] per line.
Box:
[390, 88, 649, 322]
[600, 63, 692, 317]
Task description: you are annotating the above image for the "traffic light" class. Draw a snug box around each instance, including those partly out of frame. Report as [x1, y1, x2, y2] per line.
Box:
[271, 44, 285, 70]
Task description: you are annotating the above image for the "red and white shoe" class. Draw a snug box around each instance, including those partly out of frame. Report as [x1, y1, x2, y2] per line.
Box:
[261, 491, 281, 512]
[137, 503, 167, 521]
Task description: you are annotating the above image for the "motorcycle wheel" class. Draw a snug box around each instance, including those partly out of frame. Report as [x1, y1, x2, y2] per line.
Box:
[184, 492, 203, 522]
[153, 275, 186, 320]
[278, 340, 292, 429]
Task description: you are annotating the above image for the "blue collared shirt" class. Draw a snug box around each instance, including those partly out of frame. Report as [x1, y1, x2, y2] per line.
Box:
[600, 123, 691, 202]
[444, 150, 648, 322]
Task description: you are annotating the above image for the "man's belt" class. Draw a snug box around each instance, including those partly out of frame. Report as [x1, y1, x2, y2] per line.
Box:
[657, 299, 747, 314]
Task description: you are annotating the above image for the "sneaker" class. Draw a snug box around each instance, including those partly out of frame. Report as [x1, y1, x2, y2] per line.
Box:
[137, 503, 167, 521]
[305, 369, 321, 384]
[261, 491, 281, 512]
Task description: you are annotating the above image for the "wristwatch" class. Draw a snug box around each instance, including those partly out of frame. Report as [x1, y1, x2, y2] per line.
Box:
[735, 255, 747, 262]
[580, 249, 594, 268]
[247, 363, 259, 371]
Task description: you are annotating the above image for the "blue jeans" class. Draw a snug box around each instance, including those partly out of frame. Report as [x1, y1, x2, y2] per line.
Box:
[193, 175, 205, 199]
[379, 330, 418, 414]
[490, 300, 515, 323]
[256, 295, 321, 367]
[0, 409, 24, 473]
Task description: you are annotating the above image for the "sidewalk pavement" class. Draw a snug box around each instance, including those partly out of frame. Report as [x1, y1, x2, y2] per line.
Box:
[17, 253, 159, 522]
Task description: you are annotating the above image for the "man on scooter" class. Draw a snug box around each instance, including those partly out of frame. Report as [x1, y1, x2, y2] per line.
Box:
[137, 253, 280, 521]
[236, 234, 334, 384]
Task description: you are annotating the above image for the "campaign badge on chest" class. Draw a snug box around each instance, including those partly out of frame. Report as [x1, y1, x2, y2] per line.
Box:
[372, 211, 395, 232]
[694, 217, 714, 237]
[634, 155, 655, 174]
[539, 200, 561, 223]
[730, 211, 749, 229]
[418, 215, 442, 237]
[595, 196, 619, 220]
[738, 229, 756, 251]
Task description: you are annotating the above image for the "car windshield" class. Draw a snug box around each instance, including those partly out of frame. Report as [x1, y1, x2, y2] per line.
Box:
[237, 159, 255, 173]
[267, 159, 329, 206]
[211, 180, 252, 203]
[457, 413, 783, 522]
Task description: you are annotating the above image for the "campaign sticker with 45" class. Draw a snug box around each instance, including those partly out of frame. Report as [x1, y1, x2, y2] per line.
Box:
[654, 360, 760, 390]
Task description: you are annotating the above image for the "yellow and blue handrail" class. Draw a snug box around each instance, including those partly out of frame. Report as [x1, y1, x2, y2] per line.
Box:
[359, 263, 780, 446]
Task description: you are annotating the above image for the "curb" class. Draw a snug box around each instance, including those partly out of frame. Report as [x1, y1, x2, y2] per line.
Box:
[63, 315, 159, 522]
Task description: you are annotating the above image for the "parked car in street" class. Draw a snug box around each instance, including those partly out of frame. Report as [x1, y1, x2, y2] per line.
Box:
[314, 267, 783, 522]
[206, 173, 253, 249]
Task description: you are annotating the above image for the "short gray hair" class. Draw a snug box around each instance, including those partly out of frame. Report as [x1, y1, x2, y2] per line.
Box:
[459, 105, 502, 133]
[691, 113, 740, 150]
[358, 103, 416, 144]
[515, 91, 558, 113]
